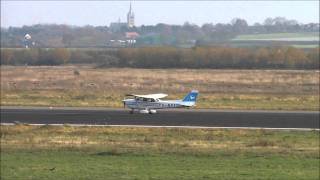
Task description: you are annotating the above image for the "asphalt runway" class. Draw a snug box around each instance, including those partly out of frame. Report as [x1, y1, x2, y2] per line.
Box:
[1, 107, 319, 129]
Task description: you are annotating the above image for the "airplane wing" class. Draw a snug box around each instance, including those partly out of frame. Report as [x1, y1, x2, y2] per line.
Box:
[126, 93, 168, 99]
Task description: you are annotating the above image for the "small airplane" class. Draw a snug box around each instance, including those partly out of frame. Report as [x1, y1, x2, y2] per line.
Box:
[122, 90, 199, 114]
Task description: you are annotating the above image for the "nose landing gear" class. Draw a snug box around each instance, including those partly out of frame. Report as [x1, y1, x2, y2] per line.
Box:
[133, 109, 157, 114]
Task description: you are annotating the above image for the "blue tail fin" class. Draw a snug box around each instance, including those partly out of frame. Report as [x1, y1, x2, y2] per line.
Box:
[182, 90, 199, 102]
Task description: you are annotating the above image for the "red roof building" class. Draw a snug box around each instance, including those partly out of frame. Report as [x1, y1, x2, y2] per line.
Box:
[125, 32, 139, 39]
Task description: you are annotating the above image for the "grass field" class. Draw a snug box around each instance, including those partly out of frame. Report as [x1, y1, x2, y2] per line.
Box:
[291, 44, 320, 49]
[1, 66, 319, 110]
[1, 125, 319, 179]
[232, 32, 320, 41]
[2, 90, 319, 110]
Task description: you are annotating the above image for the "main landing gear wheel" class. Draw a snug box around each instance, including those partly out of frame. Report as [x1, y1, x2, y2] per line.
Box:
[149, 109, 157, 114]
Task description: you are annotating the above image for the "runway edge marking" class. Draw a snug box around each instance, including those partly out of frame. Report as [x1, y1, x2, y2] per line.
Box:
[1, 123, 319, 131]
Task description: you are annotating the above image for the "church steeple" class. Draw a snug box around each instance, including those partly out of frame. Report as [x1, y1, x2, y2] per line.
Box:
[127, 1, 135, 28]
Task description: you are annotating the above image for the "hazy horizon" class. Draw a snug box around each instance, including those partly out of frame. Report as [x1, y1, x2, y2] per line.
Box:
[1, 1, 319, 28]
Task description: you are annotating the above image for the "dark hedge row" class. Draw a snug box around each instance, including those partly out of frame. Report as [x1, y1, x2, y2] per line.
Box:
[1, 47, 319, 69]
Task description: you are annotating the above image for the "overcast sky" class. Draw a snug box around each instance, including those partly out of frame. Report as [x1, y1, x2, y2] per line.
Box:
[1, 1, 319, 27]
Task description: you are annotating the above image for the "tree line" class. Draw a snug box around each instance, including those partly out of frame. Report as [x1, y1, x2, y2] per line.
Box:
[1, 47, 318, 69]
[1, 17, 319, 48]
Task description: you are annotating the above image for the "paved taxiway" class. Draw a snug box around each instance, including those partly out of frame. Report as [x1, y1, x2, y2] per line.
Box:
[1, 107, 319, 129]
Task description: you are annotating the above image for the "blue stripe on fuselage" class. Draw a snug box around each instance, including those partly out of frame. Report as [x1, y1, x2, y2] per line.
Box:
[125, 100, 182, 109]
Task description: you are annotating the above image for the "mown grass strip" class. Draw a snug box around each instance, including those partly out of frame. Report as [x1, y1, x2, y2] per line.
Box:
[1, 90, 319, 111]
[1, 125, 319, 179]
